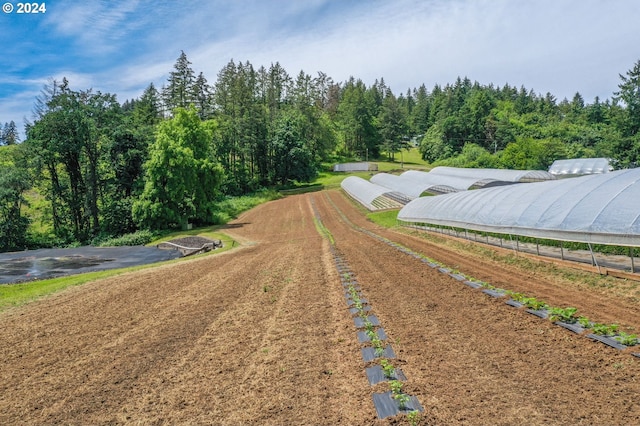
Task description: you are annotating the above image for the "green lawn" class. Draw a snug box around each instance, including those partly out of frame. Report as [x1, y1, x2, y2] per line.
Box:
[367, 209, 400, 228]
[292, 147, 431, 192]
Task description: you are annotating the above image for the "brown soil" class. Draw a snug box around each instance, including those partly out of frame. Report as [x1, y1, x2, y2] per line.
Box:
[1, 190, 640, 425]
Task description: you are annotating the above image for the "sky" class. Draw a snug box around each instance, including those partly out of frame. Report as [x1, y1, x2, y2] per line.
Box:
[1, 0, 640, 138]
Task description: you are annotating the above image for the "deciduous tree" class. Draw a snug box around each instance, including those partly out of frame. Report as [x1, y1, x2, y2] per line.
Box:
[132, 107, 222, 230]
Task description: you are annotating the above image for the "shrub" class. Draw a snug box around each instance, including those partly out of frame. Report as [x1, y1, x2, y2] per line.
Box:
[96, 230, 159, 247]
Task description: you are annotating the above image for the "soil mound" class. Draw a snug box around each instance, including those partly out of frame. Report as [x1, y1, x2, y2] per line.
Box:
[157, 236, 223, 256]
[165, 236, 218, 248]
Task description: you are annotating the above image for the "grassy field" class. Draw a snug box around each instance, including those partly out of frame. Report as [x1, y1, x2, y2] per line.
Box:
[289, 147, 431, 192]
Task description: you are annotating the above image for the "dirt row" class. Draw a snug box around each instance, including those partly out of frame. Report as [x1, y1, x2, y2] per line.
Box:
[315, 190, 640, 424]
[1, 190, 639, 425]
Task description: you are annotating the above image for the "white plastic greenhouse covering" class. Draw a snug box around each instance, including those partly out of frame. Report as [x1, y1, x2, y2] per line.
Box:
[548, 158, 612, 176]
[370, 173, 418, 198]
[333, 162, 376, 172]
[400, 170, 510, 193]
[429, 166, 556, 183]
[370, 172, 455, 198]
[341, 176, 404, 210]
[398, 168, 640, 246]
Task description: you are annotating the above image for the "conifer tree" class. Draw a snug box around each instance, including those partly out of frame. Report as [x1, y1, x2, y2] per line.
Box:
[1, 121, 20, 145]
[162, 51, 196, 113]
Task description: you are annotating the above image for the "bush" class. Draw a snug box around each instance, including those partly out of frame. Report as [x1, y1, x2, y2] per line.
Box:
[211, 190, 281, 224]
[96, 230, 159, 247]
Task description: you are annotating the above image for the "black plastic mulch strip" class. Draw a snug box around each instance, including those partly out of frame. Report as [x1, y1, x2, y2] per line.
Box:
[372, 391, 423, 419]
[463, 280, 483, 289]
[633, 353, 640, 358]
[357, 328, 388, 343]
[354, 315, 381, 328]
[343, 283, 361, 290]
[350, 305, 372, 315]
[482, 288, 506, 298]
[555, 321, 587, 334]
[438, 267, 451, 273]
[587, 333, 628, 350]
[505, 299, 524, 308]
[365, 365, 407, 385]
[362, 345, 396, 362]
[346, 297, 368, 307]
[448, 273, 466, 281]
[525, 308, 549, 319]
[421, 260, 439, 268]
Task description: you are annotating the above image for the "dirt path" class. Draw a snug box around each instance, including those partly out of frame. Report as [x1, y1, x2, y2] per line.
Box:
[1, 190, 640, 425]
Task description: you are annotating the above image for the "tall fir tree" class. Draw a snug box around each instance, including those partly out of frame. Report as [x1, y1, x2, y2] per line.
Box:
[615, 60, 640, 137]
[162, 51, 196, 114]
[1, 121, 20, 145]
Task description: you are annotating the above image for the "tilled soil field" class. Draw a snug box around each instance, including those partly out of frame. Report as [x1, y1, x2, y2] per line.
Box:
[2, 190, 640, 425]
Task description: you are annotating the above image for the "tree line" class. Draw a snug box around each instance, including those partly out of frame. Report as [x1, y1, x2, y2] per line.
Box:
[1, 52, 639, 252]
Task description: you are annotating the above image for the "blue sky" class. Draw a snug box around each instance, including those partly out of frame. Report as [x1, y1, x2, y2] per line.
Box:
[2, 0, 640, 137]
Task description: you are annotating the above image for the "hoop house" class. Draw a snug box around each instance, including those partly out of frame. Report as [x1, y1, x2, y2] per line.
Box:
[333, 162, 377, 172]
[341, 176, 405, 210]
[429, 166, 555, 183]
[548, 158, 612, 177]
[398, 168, 640, 246]
[400, 170, 511, 193]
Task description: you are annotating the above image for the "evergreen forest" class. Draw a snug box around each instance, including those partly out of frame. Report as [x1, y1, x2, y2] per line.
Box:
[1, 52, 640, 252]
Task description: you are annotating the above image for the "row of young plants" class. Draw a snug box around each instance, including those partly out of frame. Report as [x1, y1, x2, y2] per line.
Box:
[489, 286, 638, 346]
[327, 192, 640, 354]
[312, 197, 423, 423]
[342, 260, 423, 423]
[374, 232, 640, 350]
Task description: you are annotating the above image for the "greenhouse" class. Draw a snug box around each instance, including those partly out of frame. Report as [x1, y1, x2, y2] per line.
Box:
[548, 158, 613, 177]
[398, 168, 640, 247]
[333, 162, 377, 172]
[429, 166, 556, 183]
[400, 170, 512, 193]
[340, 176, 406, 210]
[370, 172, 456, 198]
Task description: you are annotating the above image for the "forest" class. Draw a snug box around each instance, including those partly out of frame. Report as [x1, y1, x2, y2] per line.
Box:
[1, 52, 639, 252]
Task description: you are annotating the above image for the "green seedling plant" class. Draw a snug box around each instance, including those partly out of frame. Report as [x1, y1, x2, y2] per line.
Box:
[348, 289, 360, 301]
[389, 380, 410, 410]
[614, 331, 639, 346]
[522, 297, 548, 310]
[407, 410, 421, 426]
[365, 328, 377, 341]
[370, 335, 385, 357]
[507, 291, 525, 301]
[364, 319, 375, 334]
[380, 359, 396, 378]
[354, 299, 364, 311]
[548, 306, 578, 323]
[578, 316, 592, 328]
[591, 322, 619, 336]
